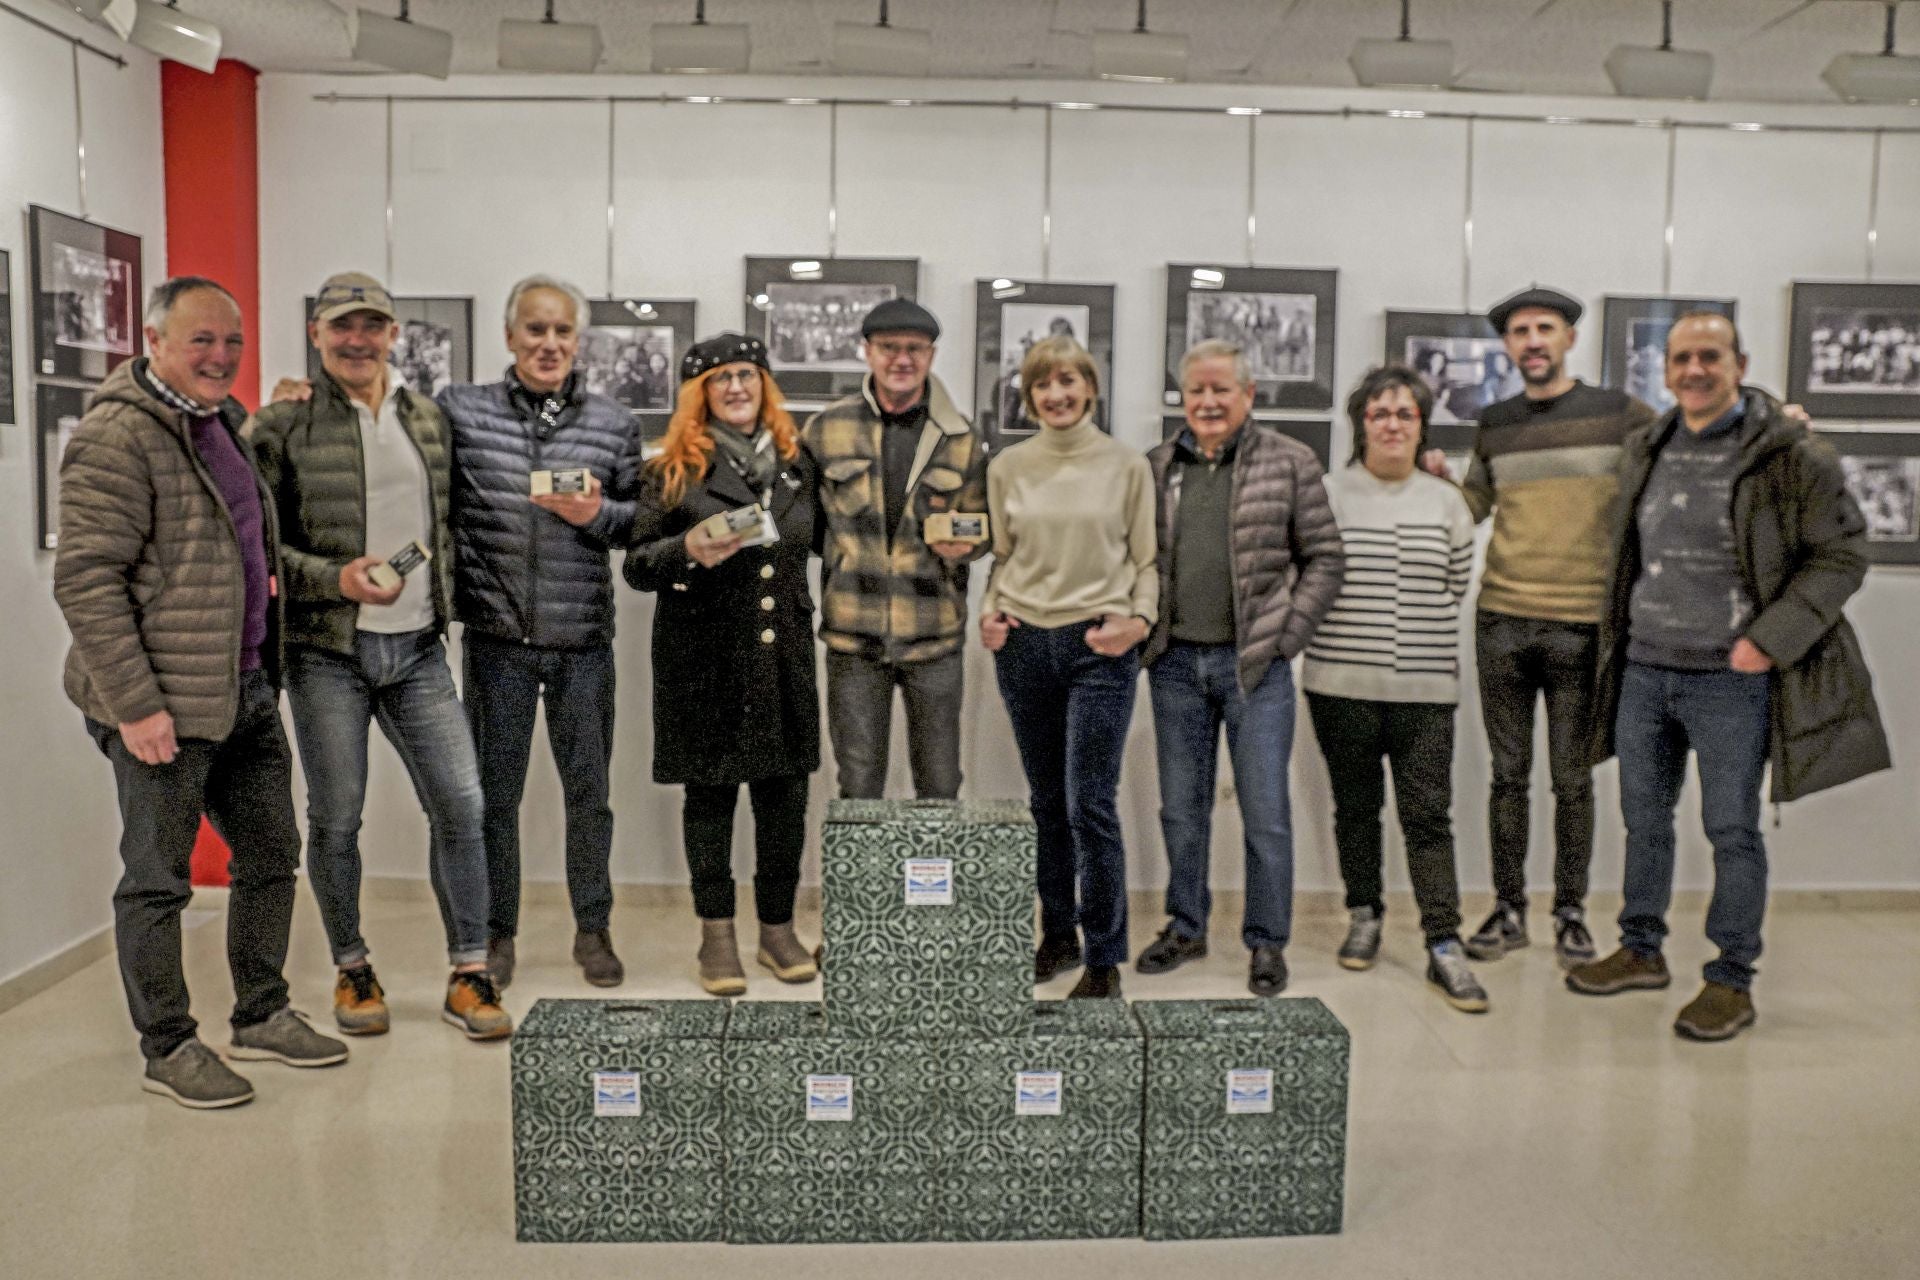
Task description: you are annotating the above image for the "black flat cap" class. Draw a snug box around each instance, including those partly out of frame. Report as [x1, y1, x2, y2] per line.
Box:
[1488, 286, 1584, 334]
[861, 298, 940, 341]
[681, 332, 770, 382]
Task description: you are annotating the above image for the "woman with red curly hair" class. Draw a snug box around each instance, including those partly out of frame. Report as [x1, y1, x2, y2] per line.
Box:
[624, 334, 821, 996]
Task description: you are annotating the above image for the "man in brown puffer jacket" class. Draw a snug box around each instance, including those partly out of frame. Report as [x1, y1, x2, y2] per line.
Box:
[55, 277, 347, 1110]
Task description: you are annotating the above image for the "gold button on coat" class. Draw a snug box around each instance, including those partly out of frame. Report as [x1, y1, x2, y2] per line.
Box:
[761, 596, 775, 611]
[760, 564, 774, 579]
[760, 628, 775, 644]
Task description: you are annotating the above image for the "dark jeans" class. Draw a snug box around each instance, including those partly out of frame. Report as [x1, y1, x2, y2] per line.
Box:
[1615, 662, 1772, 991]
[284, 630, 489, 968]
[462, 633, 616, 940]
[1476, 610, 1598, 914]
[993, 621, 1139, 968]
[87, 669, 300, 1060]
[824, 648, 963, 799]
[1306, 692, 1464, 945]
[682, 774, 810, 924]
[1148, 642, 1297, 950]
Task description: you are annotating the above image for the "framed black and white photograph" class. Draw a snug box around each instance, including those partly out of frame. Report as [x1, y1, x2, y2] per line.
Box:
[1, 248, 14, 425]
[1820, 429, 1920, 566]
[744, 257, 919, 403]
[1385, 311, 1518, 427]
[580, 297, 694, 452]
[1601, 295, 1738, 415]
[1789, 282, 1920, 420]
[28, 205, 143, 384]
[976, 279, 1115, 449]
[1158, 416, 1332, 470]
[1165, 265, 1337, 412]
[35, 381, 90, 550]
[303, 295, 473, 399]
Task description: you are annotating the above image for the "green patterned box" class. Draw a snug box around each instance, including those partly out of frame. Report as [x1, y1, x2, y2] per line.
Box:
[723, 1000, 942, 1244]
[1135, 998, 1349, 1240]
[821, 799, 1035, 1038]
[936, 1000, 1145, 1242]
[510, 998, 730, 1243]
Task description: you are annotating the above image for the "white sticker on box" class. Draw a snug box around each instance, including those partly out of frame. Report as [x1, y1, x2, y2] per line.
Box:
[903, 858, 954, 906]
[805, 1073, 854, 1121]
[1014, 1070, 1064, 1117]
[592, 1070, 641, 1117]
[1226, 1067, 1274, 1114]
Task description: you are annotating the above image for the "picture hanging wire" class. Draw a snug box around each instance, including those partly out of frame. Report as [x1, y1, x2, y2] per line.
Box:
[1865, 129, 1882, 281]
[605, 98, 617, 295]
[1661, 124, 1678, 293]
[72, 43, 89, 220]
[1042, 106, 1054, 282]
[1460, 117, 1475, 312]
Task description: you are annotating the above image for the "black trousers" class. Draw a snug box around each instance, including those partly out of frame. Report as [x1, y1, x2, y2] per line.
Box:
[681, 774, 810, 924]
[1306, 692, 1463, 945]
[88, 669, 301, 1060]
[1475, 610, 1598, 914]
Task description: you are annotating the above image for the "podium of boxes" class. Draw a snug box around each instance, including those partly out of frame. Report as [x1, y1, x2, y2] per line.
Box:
[511, 798, 1349, 1245]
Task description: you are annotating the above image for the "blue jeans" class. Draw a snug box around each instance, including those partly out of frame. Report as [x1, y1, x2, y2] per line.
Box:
[993, 621, 1140, 968]
[285, 630, 489, 968]
[1615, 662, 1772, 990]
[1149, 643, 1297, 950]
[463, 633, 616, 940]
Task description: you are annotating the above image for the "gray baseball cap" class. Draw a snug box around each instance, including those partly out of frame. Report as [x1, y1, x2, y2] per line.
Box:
[311, 271, 397, 325]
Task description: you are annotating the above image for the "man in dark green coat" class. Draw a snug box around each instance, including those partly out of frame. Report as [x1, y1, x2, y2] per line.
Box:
[1568, 313, 1890, 1042]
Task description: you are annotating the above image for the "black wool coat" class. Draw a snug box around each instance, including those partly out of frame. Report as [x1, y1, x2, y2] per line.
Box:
[624, 446, 822, 786]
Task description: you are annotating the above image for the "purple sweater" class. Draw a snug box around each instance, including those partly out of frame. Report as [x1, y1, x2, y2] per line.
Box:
[191, 415, 270, 672]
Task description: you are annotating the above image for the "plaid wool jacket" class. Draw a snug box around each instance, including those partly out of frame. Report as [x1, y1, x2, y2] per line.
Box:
[803, 374, 990, 663]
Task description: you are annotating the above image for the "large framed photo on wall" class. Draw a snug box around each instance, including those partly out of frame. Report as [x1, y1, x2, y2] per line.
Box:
[34, 381, 90, 550]
[975, 279, 1115, 450]
[744, 256, 919, 406]
[581, 297, 694, 454]
[1165, 265, 1336, 412]
[303, 295, 473, 399]
[28, 205, 142, 384]
[1384, 311, 1518, 427]
[1788, 282, 1920, 420]
[1819, 428, 1920, 566]
[1601, 295, 1737, 415]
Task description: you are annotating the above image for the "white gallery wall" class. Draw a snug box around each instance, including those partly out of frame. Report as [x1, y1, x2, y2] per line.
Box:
[0, 11, 167, 986]
[253, 72, 1920, 911]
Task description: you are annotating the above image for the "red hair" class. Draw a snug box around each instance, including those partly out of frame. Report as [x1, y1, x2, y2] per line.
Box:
[646, 367, 800, 509]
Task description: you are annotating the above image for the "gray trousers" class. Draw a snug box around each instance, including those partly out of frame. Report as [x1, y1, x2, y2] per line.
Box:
[824, 648, 964, 799]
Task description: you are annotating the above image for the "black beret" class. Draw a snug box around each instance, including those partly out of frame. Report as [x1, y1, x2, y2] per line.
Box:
[680, 332, 770, 383]
[1488, 286, 1584, 334]
[860, 298, 940, 341]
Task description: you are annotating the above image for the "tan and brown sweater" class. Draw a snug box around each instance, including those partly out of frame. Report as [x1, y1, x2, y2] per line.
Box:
[1461, 381, 1658, 624]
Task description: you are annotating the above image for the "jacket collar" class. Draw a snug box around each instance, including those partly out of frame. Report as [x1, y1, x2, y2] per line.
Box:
[1638, 387, 1796, 473]
[114, 357, 247, 442]
[862, 373, 970, 439]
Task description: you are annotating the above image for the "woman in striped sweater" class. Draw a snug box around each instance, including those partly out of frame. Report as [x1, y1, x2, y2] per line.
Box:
[1302, 365, 1487, 1013]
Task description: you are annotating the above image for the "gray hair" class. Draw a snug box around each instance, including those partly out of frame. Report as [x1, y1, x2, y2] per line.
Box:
[504, 274, 589, 331]
[145, 276, 238, 332]
[1178, 338, 1254, 388]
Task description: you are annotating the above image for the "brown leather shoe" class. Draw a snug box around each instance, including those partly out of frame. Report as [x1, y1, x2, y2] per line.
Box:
[573, 929, 625, 988]
[756, 922, 819, 983]
[1565, 947, 1671, 996]
[442, 970, 513, 1040]
[332, 964, 389, 1036]
[698, 919, 747, 997]
[1674, 982, 1756, 1041]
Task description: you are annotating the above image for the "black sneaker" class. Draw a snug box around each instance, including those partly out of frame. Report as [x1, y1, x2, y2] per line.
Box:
[1135, 925, 1207, 975]
[142, 1039, 253, 1109]
[1338, 906, 1383, 971]
[1068, 965, 1122, 999]
[1426, 940, 1490, 1014]
[1034, 936, 1083, 982]
[1248, 945, 1288, 997]
[1553, 909, 1598, 970]
[573, 929, 625, 987]
[1464, 903, 1528, 961]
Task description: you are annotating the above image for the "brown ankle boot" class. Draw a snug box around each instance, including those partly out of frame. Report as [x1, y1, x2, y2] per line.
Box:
[756, 921, 819, 983]
[697, 919, 747, 997]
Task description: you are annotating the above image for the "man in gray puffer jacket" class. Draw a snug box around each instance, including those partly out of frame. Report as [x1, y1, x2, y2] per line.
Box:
[437, 275, 641, 990]
[1136, 339, 1346, 999]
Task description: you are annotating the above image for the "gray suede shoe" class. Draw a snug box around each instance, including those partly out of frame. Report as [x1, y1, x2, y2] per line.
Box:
[756, 922, 819, 983]
[229, 1006, 349, 1067]
[573, 929, 625, 988]
[698, 919, 747, 997]
[143, 1039, 254, 1110]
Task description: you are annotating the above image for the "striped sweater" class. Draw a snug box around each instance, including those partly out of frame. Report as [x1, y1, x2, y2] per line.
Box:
[1302, 465, 1475, 704]
[1461, 381, 1658, 624]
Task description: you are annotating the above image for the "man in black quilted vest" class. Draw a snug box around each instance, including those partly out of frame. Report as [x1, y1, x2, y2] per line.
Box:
[438, 275, 641, 991]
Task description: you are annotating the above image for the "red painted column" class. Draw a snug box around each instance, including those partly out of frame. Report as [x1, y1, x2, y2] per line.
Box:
[161, 59, 262, 887]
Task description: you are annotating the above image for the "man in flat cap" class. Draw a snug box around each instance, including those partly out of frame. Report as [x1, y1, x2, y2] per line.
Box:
[802, 299, 990, 799]
[1450, 286, 1659, 969]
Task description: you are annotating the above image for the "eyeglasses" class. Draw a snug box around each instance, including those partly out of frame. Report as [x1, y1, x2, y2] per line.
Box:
[709, 367, 761, 388]
[871, 340, 933, 360]
[1363, 407, 1420, 425]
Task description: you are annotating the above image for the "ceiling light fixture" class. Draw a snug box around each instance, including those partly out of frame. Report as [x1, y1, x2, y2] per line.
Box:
[1093, 0, 1188, 83]
[1349, 0, 1454, 89]
[1823, 2, 1920, 103]
[1605, 1, 1714, 99]
[499, 0, 602, 73]
[833, 1, 931, 76]
[352, 1, 453, 79]
[652, 0, 750, 74]
[99, 0, 222, 73]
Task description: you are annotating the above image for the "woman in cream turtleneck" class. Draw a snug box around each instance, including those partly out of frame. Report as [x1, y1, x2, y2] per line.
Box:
[981, 336, 1158, 999]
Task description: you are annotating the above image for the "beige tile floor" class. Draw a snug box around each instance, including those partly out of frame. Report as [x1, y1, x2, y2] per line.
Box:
[1, 885, 1914, 1280]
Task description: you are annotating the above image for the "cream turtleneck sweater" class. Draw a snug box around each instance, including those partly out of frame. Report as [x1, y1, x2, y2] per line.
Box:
[982, 414, 1159, 628]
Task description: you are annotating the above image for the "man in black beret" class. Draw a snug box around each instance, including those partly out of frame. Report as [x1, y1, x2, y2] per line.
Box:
[801, 299, 990, 799]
